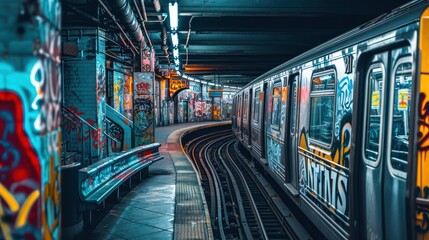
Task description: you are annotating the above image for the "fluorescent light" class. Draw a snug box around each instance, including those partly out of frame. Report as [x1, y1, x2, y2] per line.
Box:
[173, 48, 179, 58]
[171, 33, 179, 47]
[169, 2, 178, 31]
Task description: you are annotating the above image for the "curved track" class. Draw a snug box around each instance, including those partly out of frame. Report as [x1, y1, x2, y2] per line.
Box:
[184, 129, 297, 240]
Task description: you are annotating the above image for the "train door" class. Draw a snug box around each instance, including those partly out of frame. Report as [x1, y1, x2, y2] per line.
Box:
[266, 76, 289, 182]
[356, 47, 412, 239]
[285, 74, 300, 194]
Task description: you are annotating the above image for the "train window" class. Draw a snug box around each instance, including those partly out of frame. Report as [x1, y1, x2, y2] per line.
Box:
[389, 57, 412, 173]
[271, 82, 282, 130]
[364, 66, 384, 162]
[309, 71, 336, 145]
[253, 88, 260, 123]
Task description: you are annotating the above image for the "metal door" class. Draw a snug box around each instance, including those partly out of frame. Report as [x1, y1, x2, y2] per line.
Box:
[357, 47, 411, 239]
[286, 74, 299, 193]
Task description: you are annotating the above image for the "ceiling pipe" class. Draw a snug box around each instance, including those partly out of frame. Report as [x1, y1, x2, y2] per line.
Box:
[108, 0, 145, 47]
[98, 0, 138, 53]
[140, 0, 148, 21]
[131, 0, 152, 48]
[152, 0, 170, 64]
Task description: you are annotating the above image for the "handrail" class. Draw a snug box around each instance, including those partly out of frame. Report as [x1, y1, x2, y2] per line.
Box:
[62, 105, 121, 144]
[62, 106, 97, 131]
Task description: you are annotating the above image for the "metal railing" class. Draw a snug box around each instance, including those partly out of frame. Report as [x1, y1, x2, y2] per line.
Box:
[62, 105, 121, 166]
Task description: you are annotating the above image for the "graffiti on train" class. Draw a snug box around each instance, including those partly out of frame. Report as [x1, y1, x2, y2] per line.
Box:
[335, 76, 353, 137]
[416, 92, 429, 235]
[298, 118, 352, 227]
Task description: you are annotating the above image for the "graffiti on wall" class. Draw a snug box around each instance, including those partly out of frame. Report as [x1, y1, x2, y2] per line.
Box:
[134, 72, 154, 145]
[170, 79, 189, 98]
[195, 101, 212, 120]
[0, 92, 42, 239]
[0, 1, 62, 239]
[96, 62, 106, 158]
[154, 80, 160, 126]
[169, 101, 174, 124]
[124, 75, 133, 120]
[63, 107, 106, 150]
[213, 101, 221, 120]
[113, 73, 124, 113]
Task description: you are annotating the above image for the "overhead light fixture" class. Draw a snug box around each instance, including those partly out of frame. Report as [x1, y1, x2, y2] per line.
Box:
[169, 2, 178, 31]
[171, 33, 179, 47]
[173, 48, 179, 58]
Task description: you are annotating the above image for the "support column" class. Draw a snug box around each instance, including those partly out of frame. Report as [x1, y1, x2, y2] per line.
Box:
[62, 28, 106, 160]
[0, 1, 61, 239]
[133, 48, 155, 146]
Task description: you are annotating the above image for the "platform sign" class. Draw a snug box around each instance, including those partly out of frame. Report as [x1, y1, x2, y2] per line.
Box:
[398, 89, 408, 110]
[209, 89, 223, 98]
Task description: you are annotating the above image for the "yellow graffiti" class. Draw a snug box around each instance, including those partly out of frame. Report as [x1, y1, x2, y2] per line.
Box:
[0, 183, 40, 240]
[0, 184, 19, 212]
[42, 156, 60, 240]
[16, 191, 40, 228]
[417, 7, 429, 240]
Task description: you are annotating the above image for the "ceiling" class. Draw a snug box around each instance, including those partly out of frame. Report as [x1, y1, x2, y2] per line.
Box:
[63, 0, 411, 88]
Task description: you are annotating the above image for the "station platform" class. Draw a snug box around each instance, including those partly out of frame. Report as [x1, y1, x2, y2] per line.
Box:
[87, 121, 230, 240]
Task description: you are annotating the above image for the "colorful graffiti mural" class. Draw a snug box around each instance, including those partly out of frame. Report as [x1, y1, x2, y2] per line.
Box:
[298, 119, 351, 230]
[96, 61, 106, 158]
[113, 72, 124, 113]
[170, 79, 189, 98]
[0, 1, 62, 239]
[416, 92, 429, 237]
[134, 72, 154, 145]
[124, 75, 133, 120]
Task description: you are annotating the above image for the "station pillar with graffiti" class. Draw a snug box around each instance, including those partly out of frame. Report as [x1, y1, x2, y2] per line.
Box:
[134, 48, 155, 145]
[62, 28, 107, 160]
[0, 1, 62, 239]
[134, 72, 155, 145]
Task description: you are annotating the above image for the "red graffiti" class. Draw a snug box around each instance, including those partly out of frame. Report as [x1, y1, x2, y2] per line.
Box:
[136, 81, 151, 95]
[64, 106, 105, 149]
[0, 91, 41, 232]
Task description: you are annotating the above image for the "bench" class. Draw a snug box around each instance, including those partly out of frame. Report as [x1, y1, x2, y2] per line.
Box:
[78, 143, 163, 224]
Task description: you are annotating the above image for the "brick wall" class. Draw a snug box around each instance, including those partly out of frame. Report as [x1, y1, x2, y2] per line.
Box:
[62, 28, 106, 160]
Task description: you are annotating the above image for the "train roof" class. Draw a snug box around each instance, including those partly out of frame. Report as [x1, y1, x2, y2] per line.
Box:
[238, 0, 428, 91]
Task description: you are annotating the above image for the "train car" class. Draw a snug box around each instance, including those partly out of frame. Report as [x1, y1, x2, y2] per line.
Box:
[250, 81, 266, 161]
[232, 1, 429, 239]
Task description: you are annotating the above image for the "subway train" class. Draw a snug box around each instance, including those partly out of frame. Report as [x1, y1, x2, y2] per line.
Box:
[231, 1, 429, 239]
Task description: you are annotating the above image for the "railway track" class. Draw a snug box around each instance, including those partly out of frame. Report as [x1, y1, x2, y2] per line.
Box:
[184, 129, 299, 240]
